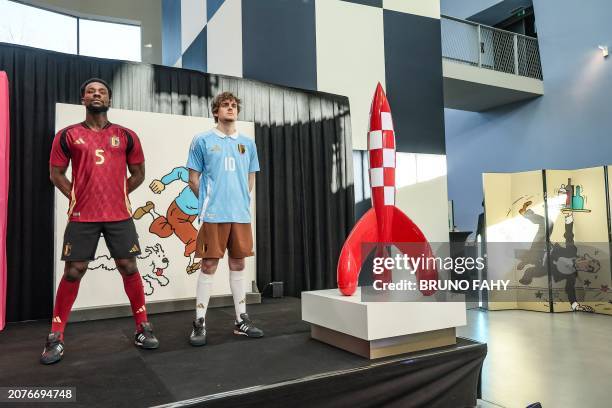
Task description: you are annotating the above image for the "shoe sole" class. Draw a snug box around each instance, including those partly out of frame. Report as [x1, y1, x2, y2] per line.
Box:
[40, 352, 63, 365]
[135, 341, 159, 350]
[233, 330, 263, 338]
[190, 339, 207, 347]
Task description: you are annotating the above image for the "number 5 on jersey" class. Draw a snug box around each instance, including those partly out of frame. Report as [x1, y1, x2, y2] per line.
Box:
[95, 149, 105, 165]
[224, 156, 235, 171]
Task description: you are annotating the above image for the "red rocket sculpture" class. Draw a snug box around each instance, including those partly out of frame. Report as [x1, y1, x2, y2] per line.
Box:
[337, 83, 438, 296]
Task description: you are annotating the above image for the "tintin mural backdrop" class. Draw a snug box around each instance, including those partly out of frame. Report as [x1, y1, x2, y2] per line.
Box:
[54, 103, 256, 310]
[483, 170, 546, 312]
[484, 167, 612, 315]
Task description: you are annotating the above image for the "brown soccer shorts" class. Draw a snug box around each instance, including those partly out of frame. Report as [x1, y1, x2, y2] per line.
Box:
[195, 222, 254, 259]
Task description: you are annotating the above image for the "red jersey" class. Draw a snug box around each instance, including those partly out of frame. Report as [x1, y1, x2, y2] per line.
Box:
[49, 122, 145, 222]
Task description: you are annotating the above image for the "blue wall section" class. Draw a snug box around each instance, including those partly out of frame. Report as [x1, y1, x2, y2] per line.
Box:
[242, 0, 317, 90]
[162, 0, 181, 66]
[445, 0, 612, 232]
[341, 0, 382, 7]
[440, 0, 502, 19]
[384, 10, 445, 154]
[182, 27, 207, 72]
[207, 0, 225, 21]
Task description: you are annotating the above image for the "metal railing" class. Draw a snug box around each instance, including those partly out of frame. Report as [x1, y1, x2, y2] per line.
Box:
[441, 15, 543, 80]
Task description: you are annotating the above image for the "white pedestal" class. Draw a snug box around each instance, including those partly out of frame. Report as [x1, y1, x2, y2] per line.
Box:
[302, 288, 467, 359]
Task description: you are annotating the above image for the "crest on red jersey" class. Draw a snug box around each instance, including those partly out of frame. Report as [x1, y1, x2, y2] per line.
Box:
[111, 135, 120, 147]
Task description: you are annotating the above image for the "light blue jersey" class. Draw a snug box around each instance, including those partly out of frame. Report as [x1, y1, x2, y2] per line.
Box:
[160, 167, 198, 216]
[186, 128, 259, 223]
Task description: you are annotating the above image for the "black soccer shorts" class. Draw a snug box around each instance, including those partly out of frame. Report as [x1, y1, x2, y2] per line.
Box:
[61, 219, 141, 261]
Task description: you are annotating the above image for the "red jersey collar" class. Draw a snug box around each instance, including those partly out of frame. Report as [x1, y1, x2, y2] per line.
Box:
[81, 121, 112, 130]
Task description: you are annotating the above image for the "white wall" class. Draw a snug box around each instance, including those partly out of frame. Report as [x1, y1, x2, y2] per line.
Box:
[315, 0, 386, 150]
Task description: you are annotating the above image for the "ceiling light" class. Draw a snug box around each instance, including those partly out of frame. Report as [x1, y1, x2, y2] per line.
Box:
[599, 45, 608, 58]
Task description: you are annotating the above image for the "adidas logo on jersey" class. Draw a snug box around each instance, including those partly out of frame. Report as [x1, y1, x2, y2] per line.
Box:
[129, 244, 140, 253]
[74, 138, 85, 145]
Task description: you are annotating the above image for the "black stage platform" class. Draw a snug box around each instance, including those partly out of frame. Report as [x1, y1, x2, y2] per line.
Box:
[0, 298, 486, 408]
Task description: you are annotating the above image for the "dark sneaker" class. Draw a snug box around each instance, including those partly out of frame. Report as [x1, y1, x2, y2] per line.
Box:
[234, 313, 264, 338]
[135, 322, 159, 349]
[40, 332, 64, 365]
[189, 317, 207, 346]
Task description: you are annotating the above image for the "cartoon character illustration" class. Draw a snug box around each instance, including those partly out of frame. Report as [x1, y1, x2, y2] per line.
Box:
[89, 243, 170, 296]
[133, 166, 200, 274]
[516, 198, 599, 312]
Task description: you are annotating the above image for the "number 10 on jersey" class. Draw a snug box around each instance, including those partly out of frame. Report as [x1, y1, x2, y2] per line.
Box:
[224, 157, 236, 171]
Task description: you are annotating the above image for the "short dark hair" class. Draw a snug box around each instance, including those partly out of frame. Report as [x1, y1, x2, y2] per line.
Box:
[211, 92, 241, 122]
[80, 78, 112, 98]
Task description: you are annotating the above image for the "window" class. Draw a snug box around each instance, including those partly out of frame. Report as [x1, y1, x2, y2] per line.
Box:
[0, 0, 141, 61]
[0, 0, 77, 54]
[79, 19, 141, 62]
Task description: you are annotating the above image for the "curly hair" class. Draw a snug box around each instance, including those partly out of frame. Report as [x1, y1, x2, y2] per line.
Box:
[211, 92, 241, 122]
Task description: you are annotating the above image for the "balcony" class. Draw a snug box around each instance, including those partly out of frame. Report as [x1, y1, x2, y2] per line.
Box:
[441, 15, 544, 112]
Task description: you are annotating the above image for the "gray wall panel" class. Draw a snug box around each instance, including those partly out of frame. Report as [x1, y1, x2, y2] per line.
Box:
[242, 0, 317, 90]
[384, 10, 445, 154]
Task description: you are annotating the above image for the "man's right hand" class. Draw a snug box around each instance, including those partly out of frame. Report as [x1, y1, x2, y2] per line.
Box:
[149, 179, 165, 194]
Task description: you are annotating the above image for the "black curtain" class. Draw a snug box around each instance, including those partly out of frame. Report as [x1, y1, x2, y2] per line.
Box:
[256, 90, 354, 296]
[0, 43, 354, 322]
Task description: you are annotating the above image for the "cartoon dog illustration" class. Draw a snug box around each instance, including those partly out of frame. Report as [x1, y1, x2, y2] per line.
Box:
[133, 167, 201, 274]
[88, 243, 170, 296]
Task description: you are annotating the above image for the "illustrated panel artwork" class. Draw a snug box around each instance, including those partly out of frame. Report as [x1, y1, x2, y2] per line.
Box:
[546, 168, 611, 314]
[484, 170, 548, 311]
[54, 103, 256, 310]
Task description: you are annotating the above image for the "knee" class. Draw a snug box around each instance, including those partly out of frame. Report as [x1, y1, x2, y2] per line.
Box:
[228, 258, 245, 271]
[64, 263, 87, 281]
[116, 258, 139, 276]
[201, 259, 219, 275]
